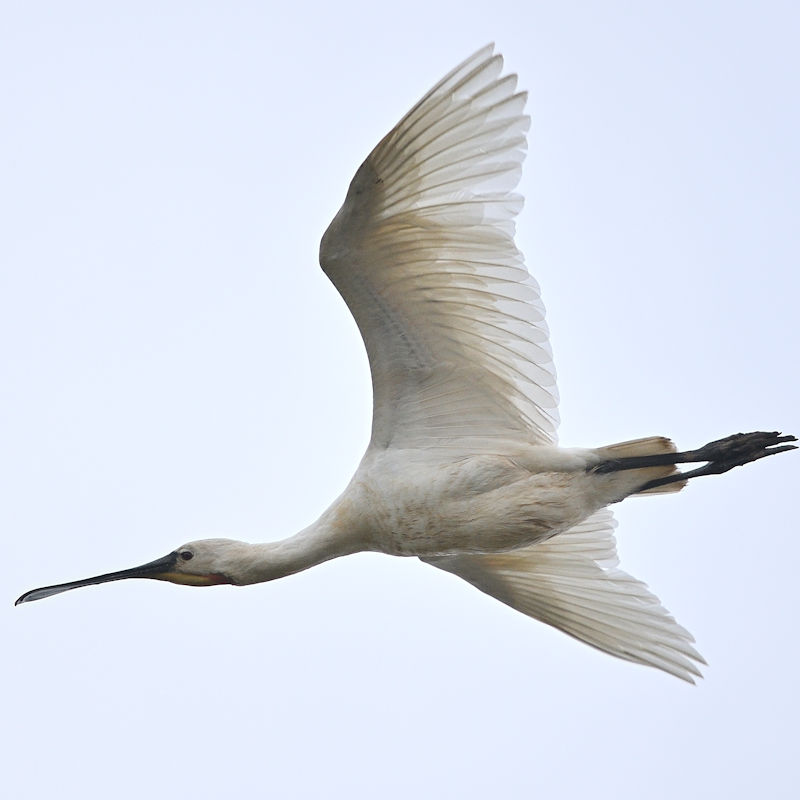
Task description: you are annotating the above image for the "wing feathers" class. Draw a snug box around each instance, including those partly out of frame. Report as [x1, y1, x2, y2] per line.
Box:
[375, 52, 506, 165]
[422, 510, 705, 682]
[321, 46, 558, 451]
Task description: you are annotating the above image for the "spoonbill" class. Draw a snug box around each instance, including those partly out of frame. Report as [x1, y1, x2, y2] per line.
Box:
[16, 46, 795, 682]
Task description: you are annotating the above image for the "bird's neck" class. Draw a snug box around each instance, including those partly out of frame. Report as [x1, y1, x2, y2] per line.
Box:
[232, 517, 361, 585]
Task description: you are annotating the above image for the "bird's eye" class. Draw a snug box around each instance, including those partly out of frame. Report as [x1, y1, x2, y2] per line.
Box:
[179, 550, 194, 561]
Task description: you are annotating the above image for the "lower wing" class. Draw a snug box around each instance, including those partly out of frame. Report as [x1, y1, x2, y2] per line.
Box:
[422, 509, 704, 682]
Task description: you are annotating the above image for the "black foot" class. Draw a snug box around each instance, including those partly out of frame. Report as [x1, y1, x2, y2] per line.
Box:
[637, 431, 797, 492]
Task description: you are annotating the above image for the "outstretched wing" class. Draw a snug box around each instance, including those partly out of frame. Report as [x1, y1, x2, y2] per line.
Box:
[422, 510, 705, 682]
[320, 46, 558, 453]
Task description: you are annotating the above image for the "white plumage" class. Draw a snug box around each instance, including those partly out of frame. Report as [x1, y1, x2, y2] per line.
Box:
[17, 46, 796, 684]
[424, 510, 704, 681]
[318, 46, 703, 679]
[321, 44, 558, 451]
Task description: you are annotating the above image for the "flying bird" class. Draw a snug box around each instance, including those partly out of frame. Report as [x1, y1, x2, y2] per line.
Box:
[16, 46, 795, 682]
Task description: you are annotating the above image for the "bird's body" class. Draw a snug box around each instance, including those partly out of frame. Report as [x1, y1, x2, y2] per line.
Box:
[324, 444, 661, 559]
[300, 452, 585, 563]
[17, 46, 795, 683]
[183, 442, 669, 589]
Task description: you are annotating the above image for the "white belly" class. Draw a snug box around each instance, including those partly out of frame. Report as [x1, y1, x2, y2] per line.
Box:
[343, 447, 608, 557]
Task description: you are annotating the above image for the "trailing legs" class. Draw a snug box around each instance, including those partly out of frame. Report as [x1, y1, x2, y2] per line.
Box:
[590, 431, 797, 492]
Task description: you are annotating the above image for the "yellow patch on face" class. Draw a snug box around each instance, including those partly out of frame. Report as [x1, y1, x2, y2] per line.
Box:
[153, 572, 230, 586]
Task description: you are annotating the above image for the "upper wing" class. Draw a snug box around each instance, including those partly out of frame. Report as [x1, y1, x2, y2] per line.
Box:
[422, 510, 705, 682]
[320, 46, 558, 453]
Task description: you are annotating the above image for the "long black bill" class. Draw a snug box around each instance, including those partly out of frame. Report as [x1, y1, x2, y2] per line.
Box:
[15, 552, 179, 605]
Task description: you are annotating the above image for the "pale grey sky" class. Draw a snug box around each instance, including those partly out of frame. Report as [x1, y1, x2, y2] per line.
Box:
[3, 2, 799, 798]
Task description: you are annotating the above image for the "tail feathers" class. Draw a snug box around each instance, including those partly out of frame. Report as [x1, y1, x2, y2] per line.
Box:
[422, 509, 704, 682]
[600, 436, 686, 495]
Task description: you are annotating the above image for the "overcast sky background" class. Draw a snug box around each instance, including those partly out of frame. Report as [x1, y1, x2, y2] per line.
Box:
[3, 2, 799, 798]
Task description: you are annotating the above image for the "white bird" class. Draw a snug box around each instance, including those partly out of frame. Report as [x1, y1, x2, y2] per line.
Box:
[17, 46, 795, 683]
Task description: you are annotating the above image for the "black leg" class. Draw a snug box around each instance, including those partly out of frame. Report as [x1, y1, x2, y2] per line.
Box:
[591, 431, 797, 491]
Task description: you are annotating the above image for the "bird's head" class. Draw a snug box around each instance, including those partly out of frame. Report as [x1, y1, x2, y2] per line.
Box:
[15, 538, 246, 605]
